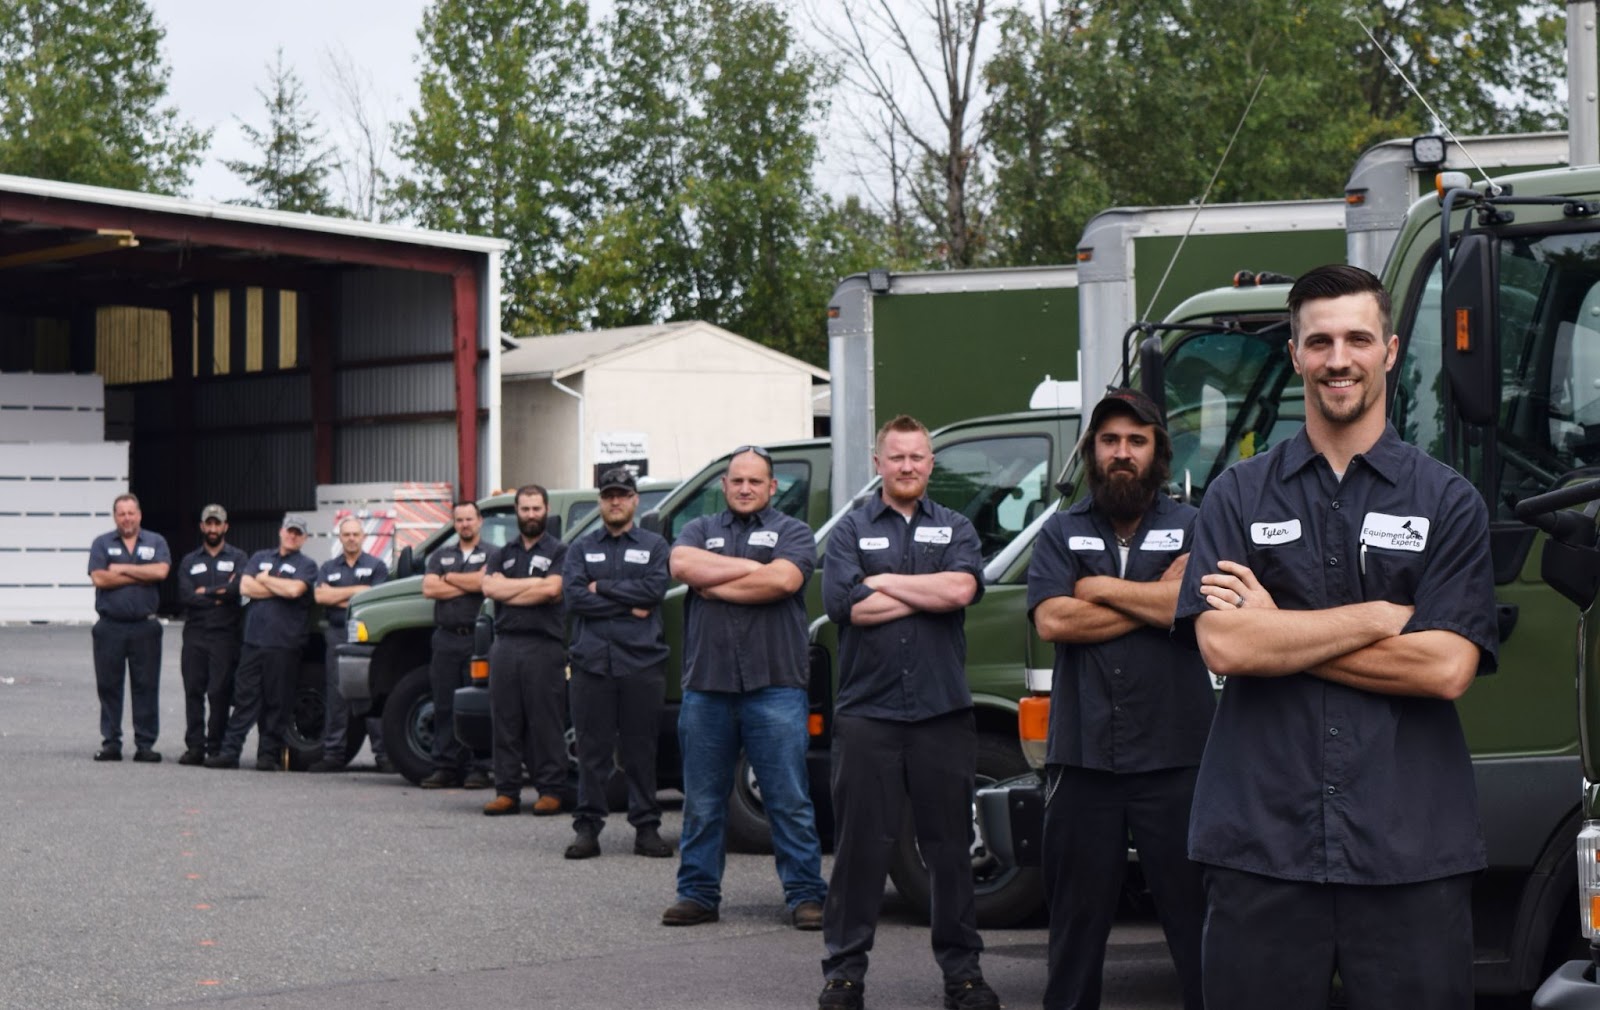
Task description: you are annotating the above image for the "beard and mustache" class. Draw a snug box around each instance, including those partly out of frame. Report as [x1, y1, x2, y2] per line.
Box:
[202, 530, 223, 547]
[518, 516, 547, 539]
[1086, 455, 1167, 522]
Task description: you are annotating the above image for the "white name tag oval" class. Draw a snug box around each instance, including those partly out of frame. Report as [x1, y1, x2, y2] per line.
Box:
[748, 530, 779, 548]
[1068, 536, 1105, 551]
[1141, 529, 1184, 551]
[1250, 520, 1303, 546]
[585, 552, 606, 563]
[859, 537, 890, 551]
[704, 537, 726, 550]
[913, 526, 952, 544]
[1362, 512, 1429, 552]
[624, 549, 651, 564]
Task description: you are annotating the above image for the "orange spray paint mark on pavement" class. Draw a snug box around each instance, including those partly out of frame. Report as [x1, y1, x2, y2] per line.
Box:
[193, 904, 212, 910]
[198, 980, 220, 986]
[185, 873, 201, 880]
[199, 940, 215, 947]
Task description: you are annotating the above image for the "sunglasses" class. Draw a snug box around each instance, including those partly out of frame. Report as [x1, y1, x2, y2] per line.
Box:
[732, 444, 772, 460]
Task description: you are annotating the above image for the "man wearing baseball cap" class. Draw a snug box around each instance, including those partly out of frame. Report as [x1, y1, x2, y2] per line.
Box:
[208, 513, 319, 770]
[1026, 388, 1212, 1010]
[175, 504, 249, 765]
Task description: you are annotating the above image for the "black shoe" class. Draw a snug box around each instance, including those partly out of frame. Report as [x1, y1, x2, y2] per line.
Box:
[306, 758, 344, 773]
[564, 828, 601, 860]
[203, 754, 239, 769]
[462, 769, 492, 790]
[818, 979, 865, 1010]
[133, 749, 162, 763]
[420, 769, 463, 789]
[791, 900, 824, 931]
[634, 826, 673, 858]
[178, 749, 205, 766]
[374, 756, 396, 774]
[943, 977, 1000, 1010]
[254, 756, 280, 772]
[660, 899, 718, 926]
[92, 748, 122, 762]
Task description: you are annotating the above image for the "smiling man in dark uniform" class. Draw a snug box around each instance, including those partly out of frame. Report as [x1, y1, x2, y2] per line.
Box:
[420, 500, 493, 790]
[175, 504, 248, 766]
[87, 493, 171, 762]
[206, 514, 318, 771]
[308, 516, 389, 773]
[1176, 265, 1498, 1009]
[1027, 389, 1211, 1010]
[818, 414, 996, 1010]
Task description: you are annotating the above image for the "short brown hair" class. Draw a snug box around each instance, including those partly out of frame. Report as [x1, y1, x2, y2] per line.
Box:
[113, 493, 140, 510]
[515, 484, 548, 507]
[874, 414, 931, 454]
[1288, 264, 1392, 343]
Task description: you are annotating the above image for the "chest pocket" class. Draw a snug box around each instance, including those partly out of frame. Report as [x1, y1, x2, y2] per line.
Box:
[1245, 542, 1320, 610]
[1362, 548, 1426, 604]
[910, 541, 948, 575]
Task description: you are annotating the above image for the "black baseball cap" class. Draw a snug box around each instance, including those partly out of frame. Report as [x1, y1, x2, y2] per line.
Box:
[597, 467, 637, 494]
[1088, 388, 1164, 432]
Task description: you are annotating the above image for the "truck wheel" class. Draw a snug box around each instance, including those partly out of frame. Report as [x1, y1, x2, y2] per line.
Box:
[382, 665, 436, 786]
[887, 731, 1045, 929]
[284, 661, 327, 771]
[726, 752, 774, 853]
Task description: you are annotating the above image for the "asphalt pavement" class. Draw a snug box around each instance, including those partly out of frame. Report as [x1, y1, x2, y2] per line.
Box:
[0, 625, 1185, 1010]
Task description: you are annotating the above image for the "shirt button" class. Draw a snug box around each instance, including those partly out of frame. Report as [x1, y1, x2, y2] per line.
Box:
[1327, 785, 1337, 795]
[1327, 557, 1338, 567]
[1331, 500, 1341, 510]
[1113, 668, 1122, 677]
[1329, 727, 1339, 736]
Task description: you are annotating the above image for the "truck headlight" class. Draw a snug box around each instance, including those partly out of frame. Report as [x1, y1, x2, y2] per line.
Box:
[1579, 821, 1600, 939]
[350, 621, 367, 644]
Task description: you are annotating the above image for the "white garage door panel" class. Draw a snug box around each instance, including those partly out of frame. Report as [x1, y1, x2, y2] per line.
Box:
[0, 585, 94, 621]
[0, 373, 104, 411]
[0, 551, 92, 585]
[0, 516, 107, 546]
[0, 481, 118, 514]
[0, 410, 104, 442]
[0, 443, 128, 480]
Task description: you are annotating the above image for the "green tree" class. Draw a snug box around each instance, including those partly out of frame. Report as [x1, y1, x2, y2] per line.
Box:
[0, 0, 208, 194]
[224, 49, 341, 215]
[391, 0, 595, 336]
[983, 0, 1565, 266]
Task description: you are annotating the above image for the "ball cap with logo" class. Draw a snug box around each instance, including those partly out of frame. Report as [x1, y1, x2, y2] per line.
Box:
[597, 468, 638, 494]
[281, 513, 311, 533]
[200, 503, 228, 522]
[1088, 387, 1165, 432]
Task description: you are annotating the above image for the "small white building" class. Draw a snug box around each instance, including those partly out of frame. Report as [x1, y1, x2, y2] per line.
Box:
[500, 321, 828, 489]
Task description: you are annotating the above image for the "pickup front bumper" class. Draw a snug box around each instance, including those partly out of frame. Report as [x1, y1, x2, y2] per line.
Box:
[1534, 959, 1600, 1008]
[976, 773, 1046, 869]
[336, 644, 375, 713]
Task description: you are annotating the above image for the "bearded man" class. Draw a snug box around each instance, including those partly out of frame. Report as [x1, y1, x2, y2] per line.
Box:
[1025, 388, 1214, 1010]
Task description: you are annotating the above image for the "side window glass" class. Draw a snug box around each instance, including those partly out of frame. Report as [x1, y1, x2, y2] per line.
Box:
[1163, 329, 1296, 499]
[928, 436, 1050, 560]
[478, 511, 517, 551]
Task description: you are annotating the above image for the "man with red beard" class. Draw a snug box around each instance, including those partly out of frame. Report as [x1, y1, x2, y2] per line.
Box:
[1027, 388, 1212, 1010]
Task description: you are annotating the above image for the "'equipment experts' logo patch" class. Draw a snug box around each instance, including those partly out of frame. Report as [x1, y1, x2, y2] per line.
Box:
[1361, 512, 1429, 552]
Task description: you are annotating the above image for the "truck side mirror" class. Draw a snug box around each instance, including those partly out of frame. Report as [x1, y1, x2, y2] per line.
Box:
[1541, 538, 1600, 611]
[1138, 335, 1166, 420]
[1441, 232, 1499, 426]
[396, 545, 415, 579]
[638, 510, 663, 535]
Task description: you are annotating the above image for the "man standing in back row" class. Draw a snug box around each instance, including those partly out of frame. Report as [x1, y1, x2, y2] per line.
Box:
[87, 493, 171, 762]
[176, 503, 248, 766]
[818, 415, 998, 1010]
[309, 516, 389, 773]
[420, 501, 493, 790]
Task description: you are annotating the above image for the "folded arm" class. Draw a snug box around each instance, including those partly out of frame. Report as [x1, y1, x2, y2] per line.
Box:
[865, 571, 978, 613]
[422, 573, 465, 600]
[670, 546, 759, 589]
[700, 559, 805, 604]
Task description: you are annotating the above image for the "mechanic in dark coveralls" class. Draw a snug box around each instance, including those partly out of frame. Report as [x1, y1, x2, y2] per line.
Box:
[87, 492, 171, 763]
[175, 503, 248, 766]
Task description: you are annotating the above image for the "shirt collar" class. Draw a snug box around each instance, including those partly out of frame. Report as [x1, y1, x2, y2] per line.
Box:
[1280, 422, 1404, 484]
[718, 505, 777, 528]
[867, 493, 933, 522]
[595, 524, 637, 543]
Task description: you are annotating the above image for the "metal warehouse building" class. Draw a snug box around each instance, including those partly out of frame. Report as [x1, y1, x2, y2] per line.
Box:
[0, 174, 506, 616]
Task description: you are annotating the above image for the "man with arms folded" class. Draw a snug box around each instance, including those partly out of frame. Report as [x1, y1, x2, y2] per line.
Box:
[87, 493, 171, 762]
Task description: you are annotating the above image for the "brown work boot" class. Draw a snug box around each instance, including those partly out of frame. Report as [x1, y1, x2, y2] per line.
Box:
[660, 899, 718, 926]
[791, 900, 824, 931]
[482, 794, 521, 816]
[530, 794, 562, 816]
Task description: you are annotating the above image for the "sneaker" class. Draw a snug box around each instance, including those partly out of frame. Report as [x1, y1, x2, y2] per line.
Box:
[943, 977, 1000, 1010]
[133, 750, 162, 763]
[254, 756, 280, 772]
[462, 769, 492, 790]
[178, 749, 205, 766]
[482, 794, 521, 816]
[92, 748, 122, 762]
[306, 758, 345, 773]
[660, 899, 718, 926]
[203, 754, 239, 769]
[530, 794, 562, 815]
[818, 979, 865, 1010]
[420, 769, 463, 789]
[634, 826, 673, 858]
[791, 900, 824, 931]
[564, 828, 600, 860]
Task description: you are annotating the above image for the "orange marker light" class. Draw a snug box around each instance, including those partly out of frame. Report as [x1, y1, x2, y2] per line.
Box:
[1590, 894, 1600, 932]
[470, 658, 489, 685]
[808, 714, 824, 736]
[1019, 697, 1050, 742]
[1455, 308, 1471, 352]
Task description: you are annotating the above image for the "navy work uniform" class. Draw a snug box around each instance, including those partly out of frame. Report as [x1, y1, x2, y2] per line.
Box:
[1026, 493, 1212, 1010]
[426, 541, 490, 779]
[483, 533, 568, 804]
[87, 526, 172, 756]
[177, 539, 248, 759]
[217, 545, 318, 766]
[820, 495, 988, 989]
[317, 551, 388, 764]
[563, 523, 671, 835]
[1175, 424, 1498, 1010]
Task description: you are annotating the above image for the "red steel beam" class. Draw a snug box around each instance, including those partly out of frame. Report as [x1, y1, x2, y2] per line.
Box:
[452, 268, 480, 499]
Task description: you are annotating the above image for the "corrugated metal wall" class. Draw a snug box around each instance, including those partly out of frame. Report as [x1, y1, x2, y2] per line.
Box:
[336, 421, 456, 485]
[339, 269, 453, 360]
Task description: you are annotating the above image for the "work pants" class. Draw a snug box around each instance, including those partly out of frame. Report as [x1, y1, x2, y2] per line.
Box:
[822, 709, 983, 985]
[1041, 764, 1204, 1010]
[91, 616, 162, 753]
[488, 633, 568, 797]
[218, 644, 299, 764]
[429, 628, 478, 774]
[1201, 865, 1474, 1010]
[180, 624, 238, 756]
[569, 663, 665, 832]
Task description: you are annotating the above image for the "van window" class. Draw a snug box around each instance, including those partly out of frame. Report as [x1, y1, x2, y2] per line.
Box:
[928, 435, 1051, 559]
[667, 461, 812, 541]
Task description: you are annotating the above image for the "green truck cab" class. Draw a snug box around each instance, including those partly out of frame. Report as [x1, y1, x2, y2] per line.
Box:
[332, 487, 601, 783]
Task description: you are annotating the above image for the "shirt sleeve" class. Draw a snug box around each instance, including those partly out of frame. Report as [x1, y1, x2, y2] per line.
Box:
[822, 512, 866, 625]
[599, 536, 671, 607]
[946, 514, 986, 606]
[317, 559, 338, 586]
[424, 549, 446, 577]
[294, 555, 319, 588]
[152, 534, 172, 565]
[86, 535, 109, 574]
[481, 545, 504, 576]
[370, 559, 389, 585]
[1174, 468, 1248, 649]
[673, 516, 707, 551]
[1405, 475, 1499, 672]
[772, 516, 817, 585]
[1025, 514, 1080, 621]
[546, 540, 568, 577]
[178, 551, 199, 598]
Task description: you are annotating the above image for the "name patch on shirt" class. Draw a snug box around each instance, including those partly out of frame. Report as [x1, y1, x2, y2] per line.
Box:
[1250, 520, 1303, 546]
[748, 530, 779, 548]
[501, 557, 517, 570]
[1068, 535, 1105, 551]
[355, 567, 371, 578]
[467, 552, 485, 564]
[217, 560, 234, 572]
[328, 571, 343, 581]
[913, 526, 952, 544]
[585, 552, 606, 563]
[704, 537, 725, 550]
[258, 562, 273, 572]
[1141, 529, 1184, 551]
[279, 563, 296, 574]
[1362, 512, 1430, 552]
[859, 537, 890, 551]
[189, 562, 207, 575]
[624, 548, 650, 564]
[136, 545, 156, 560]
[531, 555, 551, 572]
[108, 547, 123, 556]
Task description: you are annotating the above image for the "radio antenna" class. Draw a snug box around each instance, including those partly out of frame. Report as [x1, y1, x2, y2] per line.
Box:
[1352, 17, 1502, 195]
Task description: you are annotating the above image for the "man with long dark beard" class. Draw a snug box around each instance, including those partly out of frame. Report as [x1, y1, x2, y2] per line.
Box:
[1026, 389, 1212, 1010]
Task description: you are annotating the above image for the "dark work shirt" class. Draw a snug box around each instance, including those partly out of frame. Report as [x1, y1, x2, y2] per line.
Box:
[1026, 494, 1214, 771]
[484, 535, 567, 640]
[677, 506, 815, 693]
[317, 552, 389, 628]
[564, 525, 671, 675]
[87, 528, 171, 621]
[425, 542, 489, 630]
[178, 543, 250, 632]
[242, 548, 318, 649]
[823, 496, 985, 721]
[1175, 424, 1499, 885]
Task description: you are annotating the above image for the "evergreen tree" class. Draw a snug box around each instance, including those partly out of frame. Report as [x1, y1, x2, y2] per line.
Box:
[224, 49, 341, 215]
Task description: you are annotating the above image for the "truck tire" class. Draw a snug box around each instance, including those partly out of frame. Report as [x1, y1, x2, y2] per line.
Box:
[382, 665, 436, 786]
[281, 660, 365, 770]
[887, 731, 1044, 929]
[726, 752, 774, 853]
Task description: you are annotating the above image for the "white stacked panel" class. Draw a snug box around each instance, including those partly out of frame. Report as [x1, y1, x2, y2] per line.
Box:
[0, 373, 105, 443]
[0, 440, 128, 622]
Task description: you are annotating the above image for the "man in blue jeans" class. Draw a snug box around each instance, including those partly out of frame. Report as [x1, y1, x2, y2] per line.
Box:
[663, 445, 827, 930]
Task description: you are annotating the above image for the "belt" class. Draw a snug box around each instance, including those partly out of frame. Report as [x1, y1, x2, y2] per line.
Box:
[440, 625, 474, 636]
